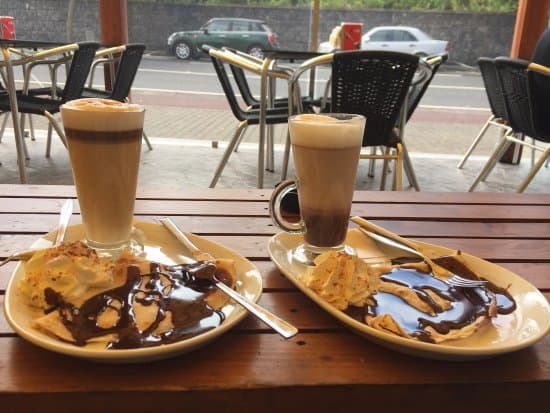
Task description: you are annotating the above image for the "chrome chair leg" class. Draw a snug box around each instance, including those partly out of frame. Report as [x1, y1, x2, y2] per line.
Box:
[380, 148, 390, 191]
[401, 141, 420, 191]
[517, 146, 550, 193]
[266, 124, 274, 172]
[28, 114, 36, 141]
[142, 130, 153, 151]
[0, 113, 7, 142]
[468, 136, 512, 191]
[44, 111, 67, 149]
[368, 147, 376, 177]
[210, 120, 248, 188]
[281, 129, 291, 181]
[233, 127, 247, 152]
[457, 115, 493, 169]
[45, 123, 53, 158]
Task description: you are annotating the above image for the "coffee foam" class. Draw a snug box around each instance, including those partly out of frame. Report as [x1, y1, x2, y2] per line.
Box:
[61, 98, 144, 132]
[290, 114, 365, 149]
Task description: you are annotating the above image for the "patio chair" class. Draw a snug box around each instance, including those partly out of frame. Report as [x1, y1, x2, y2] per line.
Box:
[0, 41, 100, 157]
[0, 45, 74, 150]
[204, 45, 290, 188]
[468, 58, 550, 192]
[457, 57, 512, 169]
[81, 43, 152, 150]
[283, 50, 419, 191]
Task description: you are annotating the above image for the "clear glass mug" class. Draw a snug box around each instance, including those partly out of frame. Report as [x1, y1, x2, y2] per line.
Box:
[270, 113, 366, 265]
[60, 98, 145, 256]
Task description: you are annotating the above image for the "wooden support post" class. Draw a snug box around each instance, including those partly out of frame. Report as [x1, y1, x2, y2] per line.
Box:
[99, 0, 128, 91]
[501, 0, 549, 164]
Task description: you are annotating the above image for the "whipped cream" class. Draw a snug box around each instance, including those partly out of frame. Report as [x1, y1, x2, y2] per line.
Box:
[19, 242, 116, 309]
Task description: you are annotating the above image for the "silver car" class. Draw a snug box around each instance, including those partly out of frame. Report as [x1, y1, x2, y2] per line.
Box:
[361, 26, 449, 58]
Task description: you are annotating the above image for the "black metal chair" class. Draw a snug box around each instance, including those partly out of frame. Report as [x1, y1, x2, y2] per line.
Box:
[0, 41, 100, 157]
[468, 57, 550, 192]
[457, 57, 512, 169]
[225, 48, 320, 112]
[204, 45, 290, 188]
[81, 43, 145, 101]
[283, 50, 419, 191]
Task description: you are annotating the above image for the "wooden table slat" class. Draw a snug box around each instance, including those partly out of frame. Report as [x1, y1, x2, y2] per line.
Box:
[1, 185, 549, 205]
[2, 215, 550, 240]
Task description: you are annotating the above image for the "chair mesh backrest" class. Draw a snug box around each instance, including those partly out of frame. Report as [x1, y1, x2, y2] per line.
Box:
[494, 57, 537, 138]
[405, 53, 447, 122]
[331, 50, 418, 147]
[62, 41, 100, 102]
[110, 44, 146, 101]
[206, 49, 246, 121]
[478, 57, 507, 120]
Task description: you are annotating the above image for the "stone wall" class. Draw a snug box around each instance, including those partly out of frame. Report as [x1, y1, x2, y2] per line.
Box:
[4, 1, 516, 65]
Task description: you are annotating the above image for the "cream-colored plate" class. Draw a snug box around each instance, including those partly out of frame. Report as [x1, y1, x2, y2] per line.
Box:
[4, 221, 262, 363]
[268, 229, 550, 360]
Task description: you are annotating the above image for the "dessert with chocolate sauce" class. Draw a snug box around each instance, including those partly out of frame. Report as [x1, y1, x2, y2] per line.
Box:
[299, 251, 516, 344]
[19, 242, 236, 349]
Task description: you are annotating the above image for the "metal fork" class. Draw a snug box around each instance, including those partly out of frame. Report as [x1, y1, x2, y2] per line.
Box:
[351, 217, 488, 289]
[446, 275, 488, 288]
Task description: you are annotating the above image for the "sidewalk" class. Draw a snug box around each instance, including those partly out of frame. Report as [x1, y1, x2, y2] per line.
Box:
[0, 96, 548, 192]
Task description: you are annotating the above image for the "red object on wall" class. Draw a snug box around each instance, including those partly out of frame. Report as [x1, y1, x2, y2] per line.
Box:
[341, 22, 362, 50]
[0, 16, 15, 39]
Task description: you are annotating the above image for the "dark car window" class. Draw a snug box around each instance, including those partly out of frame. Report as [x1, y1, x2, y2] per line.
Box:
[231, 21, 250, 32]
[394, 30, 417, 41]
[207, 20, 231, 32]
[370, 30, 392, 42]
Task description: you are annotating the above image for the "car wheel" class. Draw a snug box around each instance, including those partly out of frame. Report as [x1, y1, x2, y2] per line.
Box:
[174, 41, 193, 60]
[247, 45, 264, 59]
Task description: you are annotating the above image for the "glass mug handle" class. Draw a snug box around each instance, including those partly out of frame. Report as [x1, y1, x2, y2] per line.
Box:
[269, 179, 303, 233]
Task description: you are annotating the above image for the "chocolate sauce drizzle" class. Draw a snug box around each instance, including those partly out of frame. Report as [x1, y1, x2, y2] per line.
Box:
[345, 255, 516, 343]
[44, 261, 228, 349]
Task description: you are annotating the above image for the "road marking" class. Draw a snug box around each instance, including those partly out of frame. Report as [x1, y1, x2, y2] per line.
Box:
[138, 68, 480, 89]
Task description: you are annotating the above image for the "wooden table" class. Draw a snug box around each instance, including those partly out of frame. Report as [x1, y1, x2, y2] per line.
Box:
[0, 185, 549, 412]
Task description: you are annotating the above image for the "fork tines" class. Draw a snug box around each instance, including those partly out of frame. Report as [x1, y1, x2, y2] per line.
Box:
[447, 275, 488, 288]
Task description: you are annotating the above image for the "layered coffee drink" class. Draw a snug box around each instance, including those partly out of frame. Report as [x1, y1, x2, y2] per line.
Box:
[61, 98, 144, 251]
[289, 114, 364, 248]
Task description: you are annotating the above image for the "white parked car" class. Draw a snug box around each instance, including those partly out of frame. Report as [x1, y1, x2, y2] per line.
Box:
[361, 26, 449, 57]
[318, 25, 449, 58]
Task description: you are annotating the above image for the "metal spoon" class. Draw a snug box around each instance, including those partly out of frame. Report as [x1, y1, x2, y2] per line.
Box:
[159, 217, 298, 339]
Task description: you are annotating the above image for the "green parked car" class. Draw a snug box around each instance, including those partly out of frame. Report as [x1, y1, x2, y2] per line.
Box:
[167, 17, 279, 60]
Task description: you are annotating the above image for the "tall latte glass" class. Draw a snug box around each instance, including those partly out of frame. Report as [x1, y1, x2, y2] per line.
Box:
[270, 113, 365, 264]
[61, 98, 145, 255]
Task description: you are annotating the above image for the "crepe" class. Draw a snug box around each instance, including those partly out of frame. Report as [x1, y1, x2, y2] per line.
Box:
[299, 250, 506, 344]
[20, 243, 237, 348]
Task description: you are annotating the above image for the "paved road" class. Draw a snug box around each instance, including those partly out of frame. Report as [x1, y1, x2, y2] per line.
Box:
[18, 55, 489, 112]
[135, 56, 488, 111]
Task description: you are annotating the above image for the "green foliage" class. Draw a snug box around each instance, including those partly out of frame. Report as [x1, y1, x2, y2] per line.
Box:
[131, 0, 518, 12]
